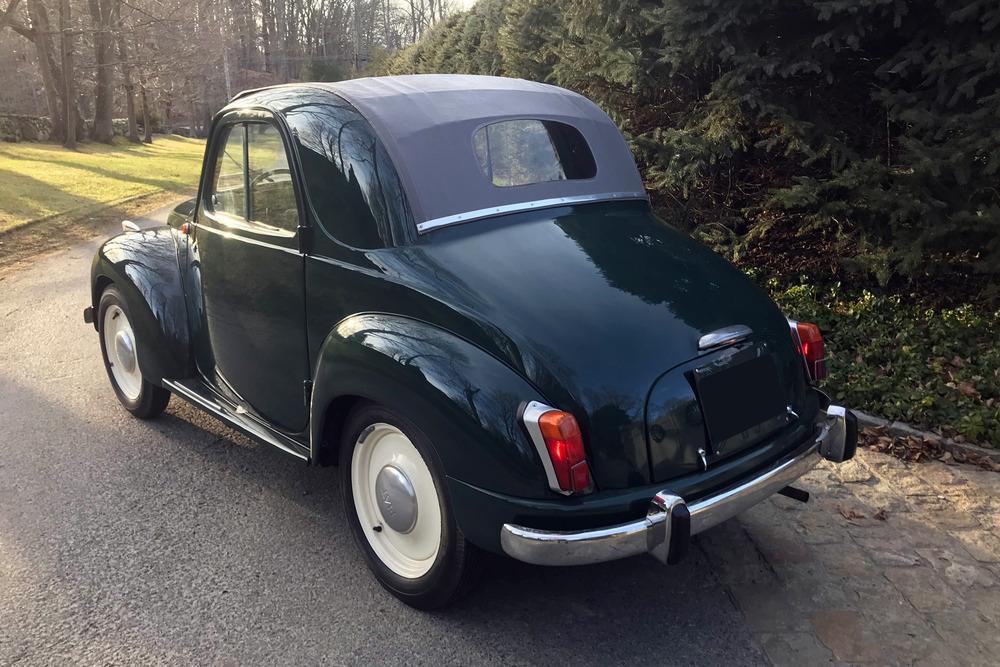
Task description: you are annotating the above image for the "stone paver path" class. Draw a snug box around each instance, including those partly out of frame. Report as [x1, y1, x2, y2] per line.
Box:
[700, 445, 999, 666]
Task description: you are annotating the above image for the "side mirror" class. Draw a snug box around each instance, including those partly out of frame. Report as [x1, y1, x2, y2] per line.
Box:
[121, 220, 140, 232]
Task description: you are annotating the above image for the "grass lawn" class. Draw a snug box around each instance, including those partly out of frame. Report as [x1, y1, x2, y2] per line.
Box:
[0, 136, 205, 233]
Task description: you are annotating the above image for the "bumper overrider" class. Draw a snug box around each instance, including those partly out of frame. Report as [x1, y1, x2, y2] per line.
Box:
[500, 405, 858, 567]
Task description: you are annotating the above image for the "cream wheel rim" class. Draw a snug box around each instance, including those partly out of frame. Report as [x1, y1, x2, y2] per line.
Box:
[351, 422, 442, 579]
[103, 304, 142, 401]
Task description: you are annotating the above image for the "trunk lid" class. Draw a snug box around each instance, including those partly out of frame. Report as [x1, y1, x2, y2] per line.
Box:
[405, 202, 811, 489]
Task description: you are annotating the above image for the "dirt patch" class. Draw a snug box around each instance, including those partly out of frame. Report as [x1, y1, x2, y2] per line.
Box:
[0, 189, 194, 277]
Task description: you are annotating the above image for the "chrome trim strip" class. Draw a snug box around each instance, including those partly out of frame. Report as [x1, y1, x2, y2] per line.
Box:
[163, 379, 225, 412]
[415, 191, 649, 233]
[698, 324, 753, 351]
[521, 401, 570, 496]
[500, 408, 849, 566]
[163, 379, 309, 462]
[194, 220, 301, 256]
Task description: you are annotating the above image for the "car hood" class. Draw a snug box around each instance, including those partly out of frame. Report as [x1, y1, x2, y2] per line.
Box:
[385, 202, 805, 489]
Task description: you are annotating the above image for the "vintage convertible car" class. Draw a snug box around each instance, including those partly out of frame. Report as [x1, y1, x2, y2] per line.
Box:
[85, 74, 858, 609]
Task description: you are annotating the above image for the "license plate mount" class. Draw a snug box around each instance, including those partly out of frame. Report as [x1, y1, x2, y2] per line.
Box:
[691, 355, 788, 459]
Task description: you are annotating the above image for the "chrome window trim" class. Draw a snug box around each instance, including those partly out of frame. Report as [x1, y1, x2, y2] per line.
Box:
[415, 191, 649, 234]
[521, 400, 571, 496]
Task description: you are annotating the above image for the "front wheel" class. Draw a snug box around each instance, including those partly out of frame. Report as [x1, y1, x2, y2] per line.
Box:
[98, 285, 170, 419]
[340, 402, 480, 609]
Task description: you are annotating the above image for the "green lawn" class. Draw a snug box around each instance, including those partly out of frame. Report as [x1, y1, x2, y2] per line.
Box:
[0, 136, 205, 233]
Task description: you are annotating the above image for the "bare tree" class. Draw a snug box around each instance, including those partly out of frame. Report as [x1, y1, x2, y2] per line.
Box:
[2, 0, 459, 145]
[57, 0, 74, 147]
[87, 0, 113, 141]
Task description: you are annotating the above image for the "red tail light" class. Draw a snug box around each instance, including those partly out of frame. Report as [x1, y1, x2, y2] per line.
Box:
[523, 404, 594, 495]
[793, 321, 827, 382]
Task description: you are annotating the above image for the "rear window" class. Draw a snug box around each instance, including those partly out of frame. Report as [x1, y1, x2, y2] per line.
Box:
[472, 120, 596, 187]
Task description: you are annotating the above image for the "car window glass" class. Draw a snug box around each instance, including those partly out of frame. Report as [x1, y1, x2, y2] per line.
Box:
[211, 125, 246, 217]
[282, 97, 408, 249]
[472, 120, 597, 187]
[247, 123, 299, 232]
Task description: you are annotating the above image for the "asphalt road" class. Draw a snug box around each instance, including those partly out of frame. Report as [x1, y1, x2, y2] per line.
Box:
[0, 204, 766, 666]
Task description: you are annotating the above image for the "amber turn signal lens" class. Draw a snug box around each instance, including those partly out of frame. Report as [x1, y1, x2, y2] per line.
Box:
[538, 410, 593, 494]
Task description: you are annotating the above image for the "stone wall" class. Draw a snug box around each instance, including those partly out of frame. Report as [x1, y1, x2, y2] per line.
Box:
[0, 114, 144, 142]
[0, 113, 53, 142]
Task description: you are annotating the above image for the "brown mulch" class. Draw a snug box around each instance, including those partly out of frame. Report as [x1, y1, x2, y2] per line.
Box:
[860, 426, 1000, 472]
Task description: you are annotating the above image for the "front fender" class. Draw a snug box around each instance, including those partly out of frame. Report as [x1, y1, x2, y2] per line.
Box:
[90, 227, 192, 383]
[310, 313, 553, 499]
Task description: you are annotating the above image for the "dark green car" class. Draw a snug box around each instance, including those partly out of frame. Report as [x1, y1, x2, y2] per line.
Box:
[85, 75, 858, 609]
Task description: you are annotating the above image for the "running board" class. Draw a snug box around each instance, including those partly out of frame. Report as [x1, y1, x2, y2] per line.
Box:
[162, 379, 310, 462]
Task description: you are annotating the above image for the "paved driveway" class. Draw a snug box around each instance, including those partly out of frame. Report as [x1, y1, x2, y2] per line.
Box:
[0, 206, 765, 665]
[1, 204, 997, 665]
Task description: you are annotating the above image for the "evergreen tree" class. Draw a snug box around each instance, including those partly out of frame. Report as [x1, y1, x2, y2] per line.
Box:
[381, 0, 1000, 288]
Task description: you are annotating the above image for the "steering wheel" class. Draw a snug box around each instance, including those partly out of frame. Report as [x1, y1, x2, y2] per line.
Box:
[250, 168, 291, 187]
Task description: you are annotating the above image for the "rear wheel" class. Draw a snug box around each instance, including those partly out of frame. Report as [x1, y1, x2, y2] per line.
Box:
[340, 402, 480, 609]
[98, 285, 170, 419]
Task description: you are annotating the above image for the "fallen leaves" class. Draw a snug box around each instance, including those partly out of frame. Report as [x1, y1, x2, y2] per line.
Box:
[860, 427, 1000, 472]
[837, 505, 866, 521]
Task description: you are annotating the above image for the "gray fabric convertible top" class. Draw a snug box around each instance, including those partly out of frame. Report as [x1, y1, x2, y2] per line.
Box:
[314, 75, 646, 230]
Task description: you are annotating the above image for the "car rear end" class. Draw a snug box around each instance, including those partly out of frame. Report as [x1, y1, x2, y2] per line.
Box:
[496, 321, 858, 567]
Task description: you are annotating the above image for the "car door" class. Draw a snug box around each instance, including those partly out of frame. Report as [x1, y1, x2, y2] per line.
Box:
[190, 117, 310, 433]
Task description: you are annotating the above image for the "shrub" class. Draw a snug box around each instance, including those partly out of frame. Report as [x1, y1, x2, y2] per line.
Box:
[766, 277, 999, 447]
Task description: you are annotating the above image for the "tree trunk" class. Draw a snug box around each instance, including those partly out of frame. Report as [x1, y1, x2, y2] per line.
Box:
[87, 0, 114, 142]
[140, 81, 152, 143]
[116, 31, 139, 142]
[383, 0, 390, 50]
[260, 0, 274, 73]
[58, 0, 75, 148]
[408, 0, 417, 43]
[26, 0, 65, 141]
[352, 0, 360, 72]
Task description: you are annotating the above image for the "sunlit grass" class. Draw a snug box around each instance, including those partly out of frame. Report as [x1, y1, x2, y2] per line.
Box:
[0, 136, 205, 233]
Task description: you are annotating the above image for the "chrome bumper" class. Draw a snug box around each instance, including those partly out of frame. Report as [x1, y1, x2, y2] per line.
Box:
[500, 405, 856, 567]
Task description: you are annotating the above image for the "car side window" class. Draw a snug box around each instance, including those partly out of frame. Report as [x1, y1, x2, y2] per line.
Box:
[247, 123, 299, 233]
[210, 125, 246, 218]
[281, 97, 408, 249]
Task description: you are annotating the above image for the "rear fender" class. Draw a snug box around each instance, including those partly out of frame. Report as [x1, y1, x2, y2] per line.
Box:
[310, 313, 552, 499]
[90, 227, 193, 383]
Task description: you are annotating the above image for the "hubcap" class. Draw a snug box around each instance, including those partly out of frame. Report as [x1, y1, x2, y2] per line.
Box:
[102, 304, 142, 401]
[351, 423, 442, 579]
[114, 330, 136, 373]
[375, 465, 418, 533]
